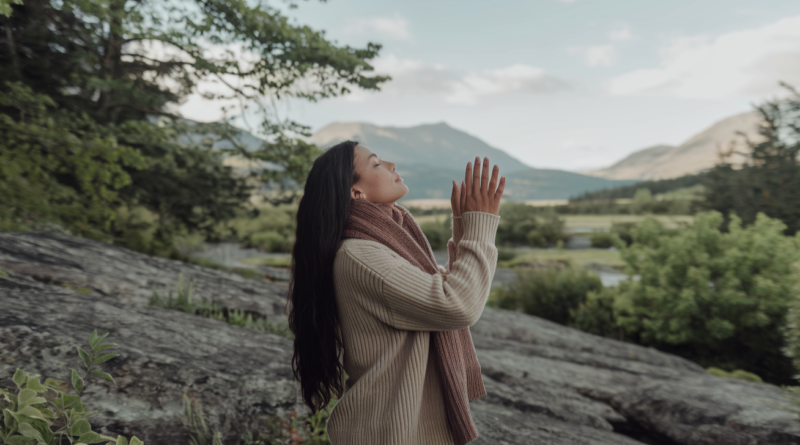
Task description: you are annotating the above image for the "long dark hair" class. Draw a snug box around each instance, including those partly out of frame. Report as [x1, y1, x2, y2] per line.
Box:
[287, 140, 360, 413]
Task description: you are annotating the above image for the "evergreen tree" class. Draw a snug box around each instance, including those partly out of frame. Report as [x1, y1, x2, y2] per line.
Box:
[0, 0, 389, 252]
[704, 82, 800, 235]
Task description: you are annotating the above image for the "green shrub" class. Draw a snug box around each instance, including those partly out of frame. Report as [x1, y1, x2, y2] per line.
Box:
[497, 249, 517, 262]
[497, 203, 539, 247]
[497, 203, 566, 248]
[251, 231, 288, 253]
[490, 267, 603, 325]
[590, 232, 617, 248]
[0, 330, 143, 445]
[612, 211, 800, 384]
[571, 287, 620, 339]
[609, 222, 637, 246]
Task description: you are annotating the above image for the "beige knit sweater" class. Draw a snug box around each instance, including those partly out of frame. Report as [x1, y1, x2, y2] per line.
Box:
[327, 211, 501, 445]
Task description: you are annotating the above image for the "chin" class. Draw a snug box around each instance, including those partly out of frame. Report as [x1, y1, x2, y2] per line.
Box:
[397, 184, 409, 199]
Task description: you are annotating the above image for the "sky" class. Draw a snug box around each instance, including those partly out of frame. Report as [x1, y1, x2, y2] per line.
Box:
[177, 0, 800, 171]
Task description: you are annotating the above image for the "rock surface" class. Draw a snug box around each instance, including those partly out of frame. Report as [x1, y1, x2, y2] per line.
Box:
[2, 231, 800, 444]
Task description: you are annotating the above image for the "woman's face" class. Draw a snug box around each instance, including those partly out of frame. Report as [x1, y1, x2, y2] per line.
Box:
[351, 144, 408, 205]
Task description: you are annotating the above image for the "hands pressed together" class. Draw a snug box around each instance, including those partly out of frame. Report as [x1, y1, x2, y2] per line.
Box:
[450, 156, 505, 217]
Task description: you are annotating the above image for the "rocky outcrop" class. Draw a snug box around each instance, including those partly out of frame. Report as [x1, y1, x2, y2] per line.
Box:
[2, 231, 799, 444]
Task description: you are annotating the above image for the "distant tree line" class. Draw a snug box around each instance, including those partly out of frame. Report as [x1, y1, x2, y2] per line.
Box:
[569, 173, 707, 202]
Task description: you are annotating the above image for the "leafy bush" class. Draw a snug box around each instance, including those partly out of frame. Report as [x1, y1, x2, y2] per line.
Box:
[609, 222, 638, 246]
[589, 232, 617, 248]
[0, 330, 143, 445]
[223, 204, 298, 253]
[496, 249, 517, 262]
[571, 287, 621, 339]
[251, 231, 288, 253]
[611, 211, 800, 384]
[497, 202, 539, 247]
[419, 217, 452, 251]
[489, 267, 603, 325]
[497, 203, 566, 248]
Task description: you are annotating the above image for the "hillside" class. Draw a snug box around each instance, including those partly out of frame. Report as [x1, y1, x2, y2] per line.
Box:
[3, 231, 799, 444]
[587, 111, 763, 180]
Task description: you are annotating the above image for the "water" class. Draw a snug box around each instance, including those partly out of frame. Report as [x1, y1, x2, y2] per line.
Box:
[185, 238, 636, 287]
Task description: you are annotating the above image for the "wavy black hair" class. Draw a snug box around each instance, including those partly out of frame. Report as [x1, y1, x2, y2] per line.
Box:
[286, 140, 361, 413]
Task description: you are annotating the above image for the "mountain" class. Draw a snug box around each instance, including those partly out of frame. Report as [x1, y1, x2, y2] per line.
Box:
[586, 111, 763, 180]
[310, 121, 533, 173]
[311, 122, 635, 200]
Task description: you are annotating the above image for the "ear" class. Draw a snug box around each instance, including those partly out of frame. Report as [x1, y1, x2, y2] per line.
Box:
[351, 187, 366, 200]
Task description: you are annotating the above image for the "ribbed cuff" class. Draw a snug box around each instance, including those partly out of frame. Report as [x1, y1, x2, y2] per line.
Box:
[460, 211, 500, 243]
[451, 214, 464, 244]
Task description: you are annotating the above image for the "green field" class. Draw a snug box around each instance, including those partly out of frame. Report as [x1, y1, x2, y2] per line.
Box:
[562, 214, 694, 231]
[499, 248, 625, 269]
[415, 213, 695, 231]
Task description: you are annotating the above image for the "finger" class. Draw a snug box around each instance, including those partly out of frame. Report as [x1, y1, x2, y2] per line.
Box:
[472, 156, 480, 197]
[494, 176, 506, 201]
[488, 164, 499, 195]
[465, 161, 473, 194]
[451, 180, 459, 214]
[460, 180, 467, 210]
[481, 157, 490, 197]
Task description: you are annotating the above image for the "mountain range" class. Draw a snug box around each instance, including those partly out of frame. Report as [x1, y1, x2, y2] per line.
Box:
[584, 111, 762, 180]
[309, 122, 636, 200]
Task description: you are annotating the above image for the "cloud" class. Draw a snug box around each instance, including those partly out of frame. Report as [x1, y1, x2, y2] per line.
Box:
[569, 45, 616, 67]
[344, 14, 411, 41]
[444, 64, 570, 104]
[609, 24, 632, 42]
[345, 55, 569, 105]
[344, 54, 571, 105]
[609, 15, 800, 99]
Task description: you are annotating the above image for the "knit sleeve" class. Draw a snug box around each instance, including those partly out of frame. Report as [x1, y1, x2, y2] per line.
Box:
[439, 214, 465, 275]
[340, 211, 500, 332]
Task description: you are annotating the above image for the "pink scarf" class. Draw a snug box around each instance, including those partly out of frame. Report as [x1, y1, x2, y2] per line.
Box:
[342, 198, 486, 445]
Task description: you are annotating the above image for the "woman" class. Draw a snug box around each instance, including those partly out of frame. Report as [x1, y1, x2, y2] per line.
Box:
[287, 140, 505, 445]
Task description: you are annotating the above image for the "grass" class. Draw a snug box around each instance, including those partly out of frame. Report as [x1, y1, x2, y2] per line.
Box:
[498, 248, 625, 269]
[185, 256, 288, 281]
[149, 273, 294, 340]
[240, 256, 292, 268]
[562, 214, 695, 231]
[184, 386, 336, 445]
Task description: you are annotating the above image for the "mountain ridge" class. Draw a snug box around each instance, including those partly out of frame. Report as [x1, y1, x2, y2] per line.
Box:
[586, 111, 763, 180]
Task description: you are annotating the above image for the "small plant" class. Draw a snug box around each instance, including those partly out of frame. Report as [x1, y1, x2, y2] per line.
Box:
[706, 367, 764, 383]
[183, 390, 223, 445]
[184, 388, 335, 445]
[0, 330, 143, 445]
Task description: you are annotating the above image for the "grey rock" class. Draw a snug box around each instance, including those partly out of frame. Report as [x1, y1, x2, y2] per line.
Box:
[0, 273, 301, 445]
[2, 231, 800, 444]
[0, 232, 289, 322]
